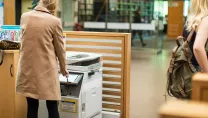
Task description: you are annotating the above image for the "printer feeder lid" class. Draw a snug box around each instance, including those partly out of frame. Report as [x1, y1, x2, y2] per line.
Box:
[66, 51, 102, 64]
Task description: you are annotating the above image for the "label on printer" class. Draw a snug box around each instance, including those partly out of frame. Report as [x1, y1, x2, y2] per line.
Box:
[61, 101, 77, 113]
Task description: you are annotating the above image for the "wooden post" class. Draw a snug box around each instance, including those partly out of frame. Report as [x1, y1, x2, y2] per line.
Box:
[123, 33, 131, 118]
[4, 0, 16, 25]
[159, 100, 208, 118]
[192, 73, 208, 102]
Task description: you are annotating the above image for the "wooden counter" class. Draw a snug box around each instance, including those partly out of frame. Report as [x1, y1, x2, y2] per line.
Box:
[192, 73, 208, 102]
[159, 100, 208, 118]
[0, 50, 27, 118]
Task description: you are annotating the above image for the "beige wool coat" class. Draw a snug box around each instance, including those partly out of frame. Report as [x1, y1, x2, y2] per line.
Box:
[16, 6, 66, 100]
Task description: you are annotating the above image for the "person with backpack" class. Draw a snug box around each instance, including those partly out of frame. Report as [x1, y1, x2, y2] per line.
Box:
[167, 0, 208, 99]
[185, 0, 208, 72]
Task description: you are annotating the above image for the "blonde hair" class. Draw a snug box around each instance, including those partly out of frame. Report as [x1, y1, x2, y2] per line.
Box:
[186, 0, 208, 31]
[39, 0, 58, 15]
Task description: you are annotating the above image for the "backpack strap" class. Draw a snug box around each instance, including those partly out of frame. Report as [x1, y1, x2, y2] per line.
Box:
[167, 72, 173, 97]
[184, 29, 197, 72]
[167, 46, 180, 97]
[187, 29, 195, 42]
[168, 46, 178, 73]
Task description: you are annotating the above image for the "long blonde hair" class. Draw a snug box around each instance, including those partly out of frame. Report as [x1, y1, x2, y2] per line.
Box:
[186, 0, 208, 31]
[39, 0, 58, 15]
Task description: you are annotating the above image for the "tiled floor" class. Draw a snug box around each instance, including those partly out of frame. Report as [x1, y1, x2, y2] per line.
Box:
[38, 40, 176, 118]
[129, 39, 176, 118]
[130, 49, 171, 118]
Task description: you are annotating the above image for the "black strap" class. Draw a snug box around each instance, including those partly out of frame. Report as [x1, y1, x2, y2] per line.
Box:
[0, 50, 4, 66]
[187, 29, 195, 42]
[34, 9, 51, 14]
[167, 72, 174, 97]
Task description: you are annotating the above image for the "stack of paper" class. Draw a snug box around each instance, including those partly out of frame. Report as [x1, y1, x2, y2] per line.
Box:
[59, 74, 79, 83]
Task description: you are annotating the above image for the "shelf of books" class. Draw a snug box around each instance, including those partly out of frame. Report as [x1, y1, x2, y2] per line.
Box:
[78, 0, 154, 24]
[78, 0, 94, 22]
[116, 1, 154, 23]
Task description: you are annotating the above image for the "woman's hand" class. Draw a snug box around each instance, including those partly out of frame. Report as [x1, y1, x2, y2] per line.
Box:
[61, 69, 69, 78]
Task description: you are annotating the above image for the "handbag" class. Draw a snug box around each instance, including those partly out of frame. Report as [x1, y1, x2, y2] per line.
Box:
[0, 40, 21, 65]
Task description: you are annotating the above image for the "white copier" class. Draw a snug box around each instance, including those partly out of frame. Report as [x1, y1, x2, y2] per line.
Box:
[58, 51, 103, 118]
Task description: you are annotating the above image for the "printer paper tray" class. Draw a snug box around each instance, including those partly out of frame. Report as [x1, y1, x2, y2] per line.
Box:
[60, 82, 77, 85]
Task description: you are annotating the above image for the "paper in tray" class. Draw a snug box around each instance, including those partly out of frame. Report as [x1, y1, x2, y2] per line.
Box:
[59, 74, 78, 83]
[59, 73, 83, 85]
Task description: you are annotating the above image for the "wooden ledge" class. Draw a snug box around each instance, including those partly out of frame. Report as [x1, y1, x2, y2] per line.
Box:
[159, 100, 208, 118]
[192, 73, 208, 82]
[1, 50, 20, 54]
[192, 73, 208, 101]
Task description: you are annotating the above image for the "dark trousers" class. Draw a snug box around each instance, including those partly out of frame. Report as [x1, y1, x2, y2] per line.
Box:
[26, 97, 60, 118]
[132, 30, 145, 45]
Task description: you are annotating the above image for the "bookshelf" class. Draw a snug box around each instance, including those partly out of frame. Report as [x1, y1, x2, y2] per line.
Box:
[78, 0, 94, 22]
[116, 1, 154, 23]
[77, 0, 154, 30]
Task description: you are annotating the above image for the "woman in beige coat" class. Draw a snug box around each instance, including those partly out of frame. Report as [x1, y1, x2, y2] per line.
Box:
[16, 0, 68, 118]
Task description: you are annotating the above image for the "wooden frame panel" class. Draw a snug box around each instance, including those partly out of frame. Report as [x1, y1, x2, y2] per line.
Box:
[103, 77, 121, 82]
[159, 100, 208, 118]
[64, 31, 131, 118]
[102, 103, 121, 111]
[103, 97, 121, 103]
[103, 70, 121, 75]
[66, 47, 122, 54]
[103, 90, 121, 96]
[103, 64, 122, 68]
[4, 0, 16, 25]
[103, 83, 121, 89]
[192, 73, 208, 102]
[66, 41, 122, 47]
[103, 56, 122, 61]
[123, 31, 131, 118]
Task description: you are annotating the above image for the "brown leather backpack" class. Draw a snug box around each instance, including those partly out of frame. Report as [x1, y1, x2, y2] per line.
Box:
[167, 30, 198, 99]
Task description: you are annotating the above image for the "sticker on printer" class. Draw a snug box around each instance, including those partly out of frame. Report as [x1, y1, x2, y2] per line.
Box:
[61, 101, 76, 113]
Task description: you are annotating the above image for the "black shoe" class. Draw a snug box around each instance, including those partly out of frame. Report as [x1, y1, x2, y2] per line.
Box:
[142, 43, 147, 47]
[157, 50, 162, 55]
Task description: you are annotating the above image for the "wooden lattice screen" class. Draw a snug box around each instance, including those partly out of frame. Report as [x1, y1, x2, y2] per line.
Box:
[63, 31, 131, 118]
[64, 32, 131, 118]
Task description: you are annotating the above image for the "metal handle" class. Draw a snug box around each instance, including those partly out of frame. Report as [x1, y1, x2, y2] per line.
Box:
[0, 50, 4, 66]
[10, 64, 13, 77]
